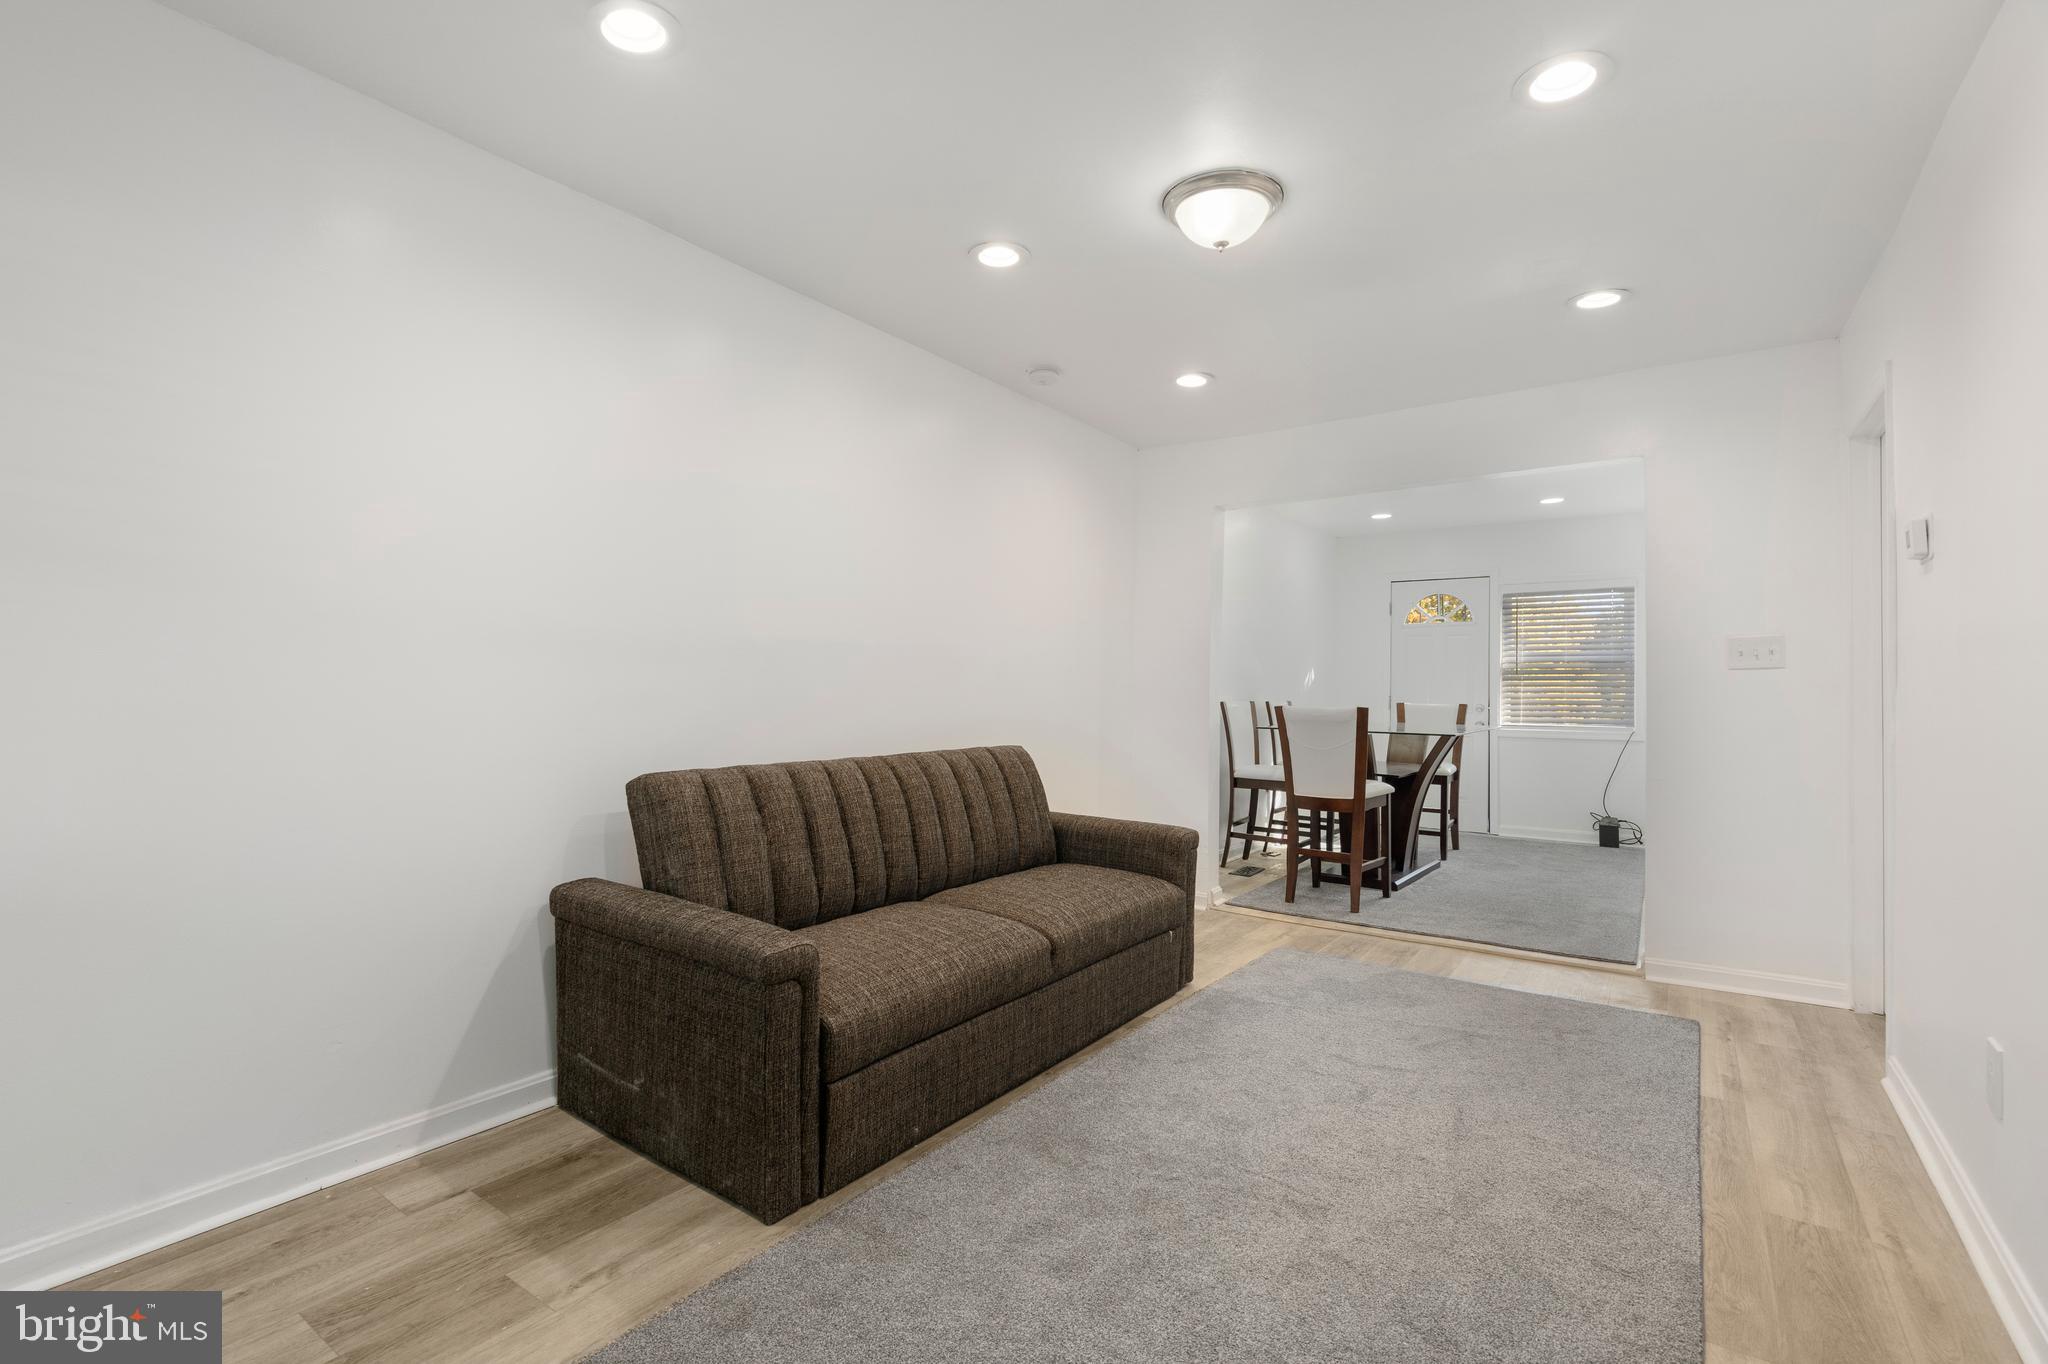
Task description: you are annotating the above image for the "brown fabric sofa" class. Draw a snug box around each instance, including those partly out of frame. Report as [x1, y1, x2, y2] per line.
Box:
[548, 745, 1198, 1222]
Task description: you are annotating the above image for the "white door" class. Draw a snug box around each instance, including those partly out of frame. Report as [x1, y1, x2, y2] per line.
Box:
[1389, 576, 1491, 833]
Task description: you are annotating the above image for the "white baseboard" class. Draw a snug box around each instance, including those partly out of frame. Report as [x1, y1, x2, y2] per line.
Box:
[1492, 824, 1600, 845]
[0, 1070, 557, 1291]
[1643, 957, 1852, 1008]
[1884, 1058, 2048, 1364]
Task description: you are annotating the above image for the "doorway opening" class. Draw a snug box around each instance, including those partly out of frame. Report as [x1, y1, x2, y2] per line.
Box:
[1210, 458, 1648, 966]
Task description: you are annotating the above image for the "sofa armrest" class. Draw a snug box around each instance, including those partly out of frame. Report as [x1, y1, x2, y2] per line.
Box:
[1050, 812, 1200, 985]
[550, 878, 816, 985]
[548, 879, 820, 1221]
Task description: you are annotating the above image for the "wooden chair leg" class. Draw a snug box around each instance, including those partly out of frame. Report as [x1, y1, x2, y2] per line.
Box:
[1348, 805, 1364, 914]
[1438, 777, 1450, 861]
[1380, 801, 1392, 898]
[1450, 772, 1461, 850]
[1310, 809, 1322, 888]
[1284, 826, 1299, 902]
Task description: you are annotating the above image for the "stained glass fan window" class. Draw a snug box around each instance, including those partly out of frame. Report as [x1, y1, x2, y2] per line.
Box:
[1405, 593, 1473, 625]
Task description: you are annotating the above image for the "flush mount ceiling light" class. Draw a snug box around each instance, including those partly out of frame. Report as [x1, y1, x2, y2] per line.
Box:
[1515, 51, 1613, 105]
[1025, 365, 1062, 386]
[1175, 372, 1213, 389]
[1571, 287, 1630, 310]
[1161, 169, 1284, 252]
[594, 0, 675, 53]
[971, 242, 1028, 268]
[1540, 497, 1566, 505]
[1370, 512, 1393, 520]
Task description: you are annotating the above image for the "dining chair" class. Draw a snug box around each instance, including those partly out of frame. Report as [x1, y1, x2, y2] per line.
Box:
[1220, 701, 1286, 866]
[1386, 700, 1468, 859]
[1248, 700, 1291, 850]
[1276, 706, 1393, 913]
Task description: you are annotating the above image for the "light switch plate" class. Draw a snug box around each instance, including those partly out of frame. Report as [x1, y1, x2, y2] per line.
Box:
[1727, 635, 1787, 670]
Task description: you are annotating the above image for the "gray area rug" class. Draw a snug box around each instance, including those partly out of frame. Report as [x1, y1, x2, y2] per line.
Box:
[584, 949, 1702, 1364]
[1228, 833, 1645, 963]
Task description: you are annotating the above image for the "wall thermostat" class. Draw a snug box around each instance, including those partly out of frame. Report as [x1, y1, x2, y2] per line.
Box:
[1904, 517, 1932, 562]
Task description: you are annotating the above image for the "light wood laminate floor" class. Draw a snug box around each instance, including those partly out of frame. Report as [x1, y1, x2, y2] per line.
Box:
[69, 893, 2019, 1364]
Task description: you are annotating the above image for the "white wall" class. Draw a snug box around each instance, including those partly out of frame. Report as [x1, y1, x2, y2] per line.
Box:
[1116, 341, 1856, 1004]
[1840, 0, 2048, 1352]
[0, 1, 1135, 1285]
[1328, 513, 1648, 843]
[1214, 509, 1340, 710]
[1211, 508, 1341, 850]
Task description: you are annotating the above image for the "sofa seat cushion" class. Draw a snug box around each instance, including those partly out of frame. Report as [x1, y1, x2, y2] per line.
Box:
[795, 902, 1054, 1081]
[926, 864, 1183, 976]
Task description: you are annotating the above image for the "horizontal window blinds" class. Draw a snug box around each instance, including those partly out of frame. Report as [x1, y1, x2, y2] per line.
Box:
[1499, 587, 1636, 726]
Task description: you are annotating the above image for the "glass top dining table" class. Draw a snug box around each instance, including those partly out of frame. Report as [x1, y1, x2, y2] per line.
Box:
[1241, 708, 1483, 888]
[1291, 716, 1486, 888]
[1249, 716, 1488, 738]
[1361, 720, 1489, 737]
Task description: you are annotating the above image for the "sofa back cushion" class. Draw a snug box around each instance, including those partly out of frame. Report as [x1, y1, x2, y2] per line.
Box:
[626, 746, 1057, 929]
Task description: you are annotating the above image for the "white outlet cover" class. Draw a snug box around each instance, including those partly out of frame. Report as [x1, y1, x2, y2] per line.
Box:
[1727, 635, 1788, 670]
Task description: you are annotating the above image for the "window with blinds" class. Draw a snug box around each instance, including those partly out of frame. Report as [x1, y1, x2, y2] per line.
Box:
[1499, 587, 1636, 727]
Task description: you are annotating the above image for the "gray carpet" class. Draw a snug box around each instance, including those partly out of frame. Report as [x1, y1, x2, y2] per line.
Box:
[1227, 833, 1645, 964]
[583, 949, 1702, 1364]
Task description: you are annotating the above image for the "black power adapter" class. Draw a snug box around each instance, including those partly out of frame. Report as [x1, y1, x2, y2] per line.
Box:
[1589, 730, 1643, 847]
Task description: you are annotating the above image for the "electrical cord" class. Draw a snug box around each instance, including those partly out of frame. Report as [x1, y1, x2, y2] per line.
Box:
[1590, 728, 1644, 845]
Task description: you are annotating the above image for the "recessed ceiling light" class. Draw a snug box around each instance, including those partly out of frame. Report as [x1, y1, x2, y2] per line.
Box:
[1370, 512, 1393, 520]
[1161, 169, 1284, 252]
[972, 242, 1028, 268]
[1175, 372, 1212, 389]
[1572, 288, 1630, 310]
[1515, 51, 1612, 105]
[594, 0, 675, 53]
[1540, 497, 1565, 505]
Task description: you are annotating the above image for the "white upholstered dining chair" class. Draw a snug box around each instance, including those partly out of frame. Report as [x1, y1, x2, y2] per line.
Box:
[1385, 700, 1467, 859]
[1220, 701, 1285, 865]
[1276, 706, 1394, 913]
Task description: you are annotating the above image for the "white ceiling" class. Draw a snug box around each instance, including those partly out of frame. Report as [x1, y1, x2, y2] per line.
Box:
[155, 0, 1997, 448]
[1264, 459, 1644, 536]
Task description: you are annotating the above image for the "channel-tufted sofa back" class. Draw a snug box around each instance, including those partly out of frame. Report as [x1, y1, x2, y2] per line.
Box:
[625, 746, 1058, 929]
